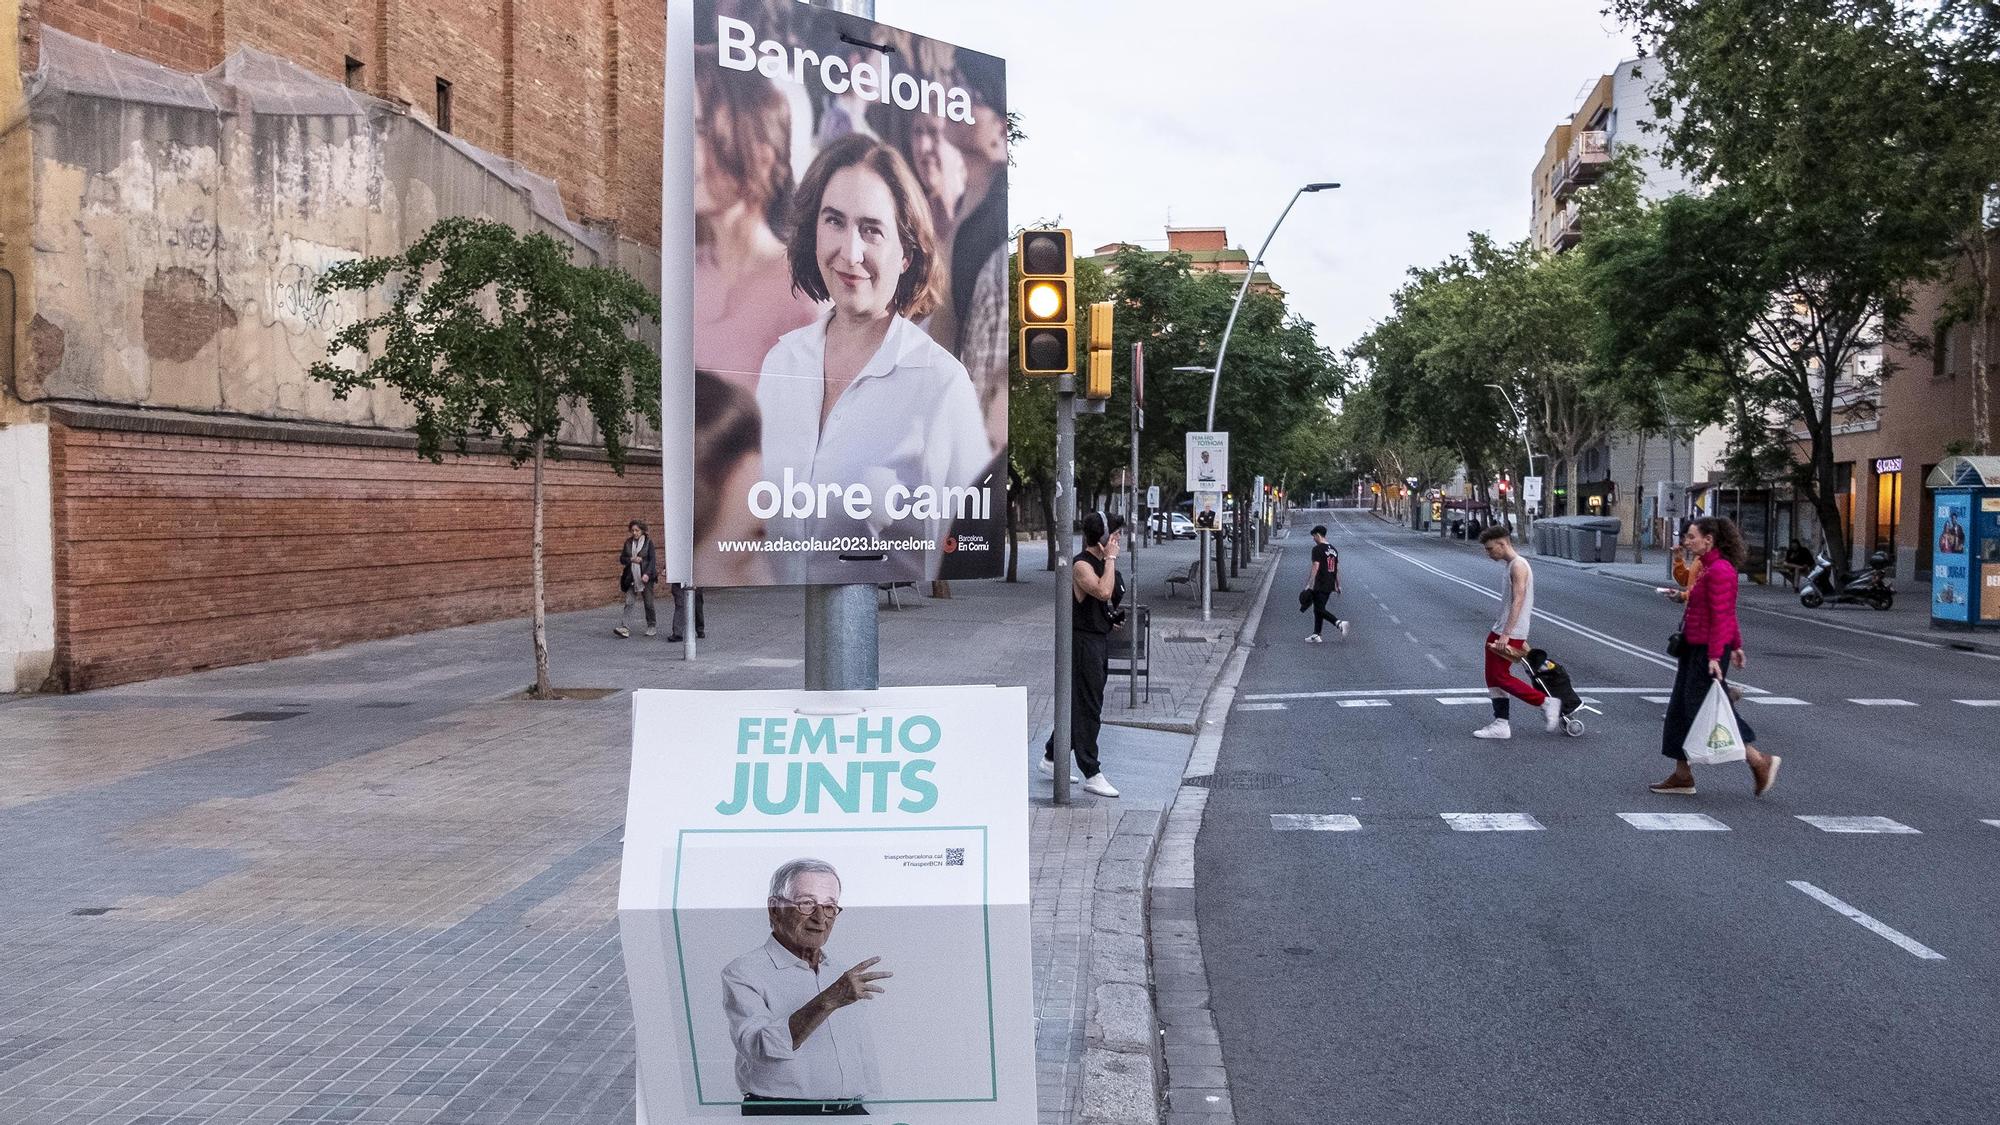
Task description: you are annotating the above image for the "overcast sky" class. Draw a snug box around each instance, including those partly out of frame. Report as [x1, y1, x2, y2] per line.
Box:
[885, 0, 1642, 360]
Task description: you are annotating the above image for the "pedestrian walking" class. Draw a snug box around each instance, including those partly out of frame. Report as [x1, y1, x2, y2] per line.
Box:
[1472, 525, 1562, 739]
[616, 520, 658, 638]
[1042, 512, 1125, 798]
[1303, 525, 1348, 642]
[1652, 517, 1781, 796]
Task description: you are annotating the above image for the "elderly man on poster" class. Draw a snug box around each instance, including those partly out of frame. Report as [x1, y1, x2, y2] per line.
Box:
[722, 859, 891, 1116]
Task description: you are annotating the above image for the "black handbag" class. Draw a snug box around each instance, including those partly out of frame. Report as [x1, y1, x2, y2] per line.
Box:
[1666, 600, 1689, 657]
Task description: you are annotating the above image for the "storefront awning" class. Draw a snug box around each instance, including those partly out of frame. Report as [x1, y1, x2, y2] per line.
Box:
[1926, 456, 2000, 488]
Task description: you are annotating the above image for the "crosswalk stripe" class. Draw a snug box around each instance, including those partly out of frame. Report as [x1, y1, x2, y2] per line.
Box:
[1642, 695, 1672, 704]
[1271, 814, 1362, 832]
[1848, 699, 1916, 706]
[1618, 812, 1730, 831]
[1236, 703, 1287, 712]
[1337, 699, 1391, 708]
[1441, 812, 1545, 832]
[1796, 815, 1919, 834]
[1956, 699, 2000, 707]
[1982, 820, 2000, 830]
[1438, 697, 1489, 706]
[1743, 696, 1810, 705]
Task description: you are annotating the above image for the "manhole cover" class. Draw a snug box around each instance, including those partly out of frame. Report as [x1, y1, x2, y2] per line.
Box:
[216, 711, 304, 722]
[1182, 771, 1297, 790]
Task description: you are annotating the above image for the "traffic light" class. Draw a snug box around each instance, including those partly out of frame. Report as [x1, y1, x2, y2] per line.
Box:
[1497, 477, 1512, 495]
[1018, 229, 1074, 375]
[1084, 301, 1114, 398]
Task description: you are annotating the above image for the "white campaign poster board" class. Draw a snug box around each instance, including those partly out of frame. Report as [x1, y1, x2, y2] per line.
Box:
[1186, 431, 1228, 494]
[1146, 484, 1161, 511]
[1524, 476, 1544, 509]
[620, 687, 1033, 1124]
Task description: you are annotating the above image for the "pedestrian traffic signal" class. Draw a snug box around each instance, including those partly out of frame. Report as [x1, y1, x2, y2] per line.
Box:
[1018, 229, 1074, 375]
[1084, 301, 1114, 399]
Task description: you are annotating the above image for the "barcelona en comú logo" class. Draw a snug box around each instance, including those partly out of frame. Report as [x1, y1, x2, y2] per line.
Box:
[1706, 724, 1736, 751]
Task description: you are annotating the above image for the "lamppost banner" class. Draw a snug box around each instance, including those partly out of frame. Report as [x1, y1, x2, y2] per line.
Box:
[619, 686, 1034, 1122]
[1186, 431, 1229, 494]
[671, 0, 1009, 587]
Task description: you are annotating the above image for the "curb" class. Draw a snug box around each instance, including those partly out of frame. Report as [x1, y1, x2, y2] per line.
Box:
[1074, 545, 1282, 1125]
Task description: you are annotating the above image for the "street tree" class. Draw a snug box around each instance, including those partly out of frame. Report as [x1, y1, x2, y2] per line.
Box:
[1921, 0, 2000, 454]
[309, 218, 662, 699]
[1610, 0, 1971, 568]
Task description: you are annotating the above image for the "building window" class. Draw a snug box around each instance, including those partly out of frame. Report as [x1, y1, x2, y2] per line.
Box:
[1873, 463, 1901, 560]
[435, 78, 453, 133]
[345, 56, 364, 90]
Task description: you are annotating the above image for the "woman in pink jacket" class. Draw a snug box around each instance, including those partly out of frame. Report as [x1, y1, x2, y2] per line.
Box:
[1652, 517, 1782, 796]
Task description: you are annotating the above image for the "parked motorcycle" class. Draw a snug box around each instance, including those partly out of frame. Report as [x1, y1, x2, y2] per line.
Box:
[1798, 550, 1894, 610]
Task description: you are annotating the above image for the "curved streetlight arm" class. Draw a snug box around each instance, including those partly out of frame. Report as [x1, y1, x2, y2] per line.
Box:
[1205, 182, 1339, 431]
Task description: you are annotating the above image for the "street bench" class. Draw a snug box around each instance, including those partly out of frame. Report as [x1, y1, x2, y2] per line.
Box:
[1164, 560, 1200, 599]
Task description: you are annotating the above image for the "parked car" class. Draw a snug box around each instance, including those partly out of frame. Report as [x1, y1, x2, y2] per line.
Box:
[1151, 512, 1196, 540]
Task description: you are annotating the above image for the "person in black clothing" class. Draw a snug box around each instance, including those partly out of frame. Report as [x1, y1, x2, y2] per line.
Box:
[616, 521, 658, 638]
[1304, 525, 1348, 642]
[1042, 512, 1125, 798]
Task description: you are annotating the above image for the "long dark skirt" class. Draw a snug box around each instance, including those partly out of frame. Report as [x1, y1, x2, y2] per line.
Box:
[1661, 643, 1757, 761]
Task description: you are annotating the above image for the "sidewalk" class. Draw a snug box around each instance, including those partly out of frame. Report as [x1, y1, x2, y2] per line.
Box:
[0, 533, 1284, 1125]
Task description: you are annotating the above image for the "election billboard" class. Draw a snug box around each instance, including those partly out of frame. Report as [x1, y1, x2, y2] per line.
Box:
[1186, 431, 1228, 494]
[619, 686, 1034, 1123]
[1934, 493, 1972, 623]
[666, 1, 1009, 587]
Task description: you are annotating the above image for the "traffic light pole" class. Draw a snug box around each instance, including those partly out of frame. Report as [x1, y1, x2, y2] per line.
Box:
[1052, 376, 1077, 805]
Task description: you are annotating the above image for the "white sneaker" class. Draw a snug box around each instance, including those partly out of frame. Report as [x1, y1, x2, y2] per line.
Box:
[1082, 773, 1120, 798]
[613, 626, 630, 638]
[1338, 620, 1350, 637]
[1039, 757, 1081, 782]
[1306, 634, 1324, 644]
[1541, 696, 1563, 733]
[1472, 719, 1512, 740]
[644, 627, 657, 637]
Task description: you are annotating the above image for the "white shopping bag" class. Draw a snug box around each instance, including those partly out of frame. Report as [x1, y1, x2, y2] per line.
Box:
[1683, 680, 1747, 766]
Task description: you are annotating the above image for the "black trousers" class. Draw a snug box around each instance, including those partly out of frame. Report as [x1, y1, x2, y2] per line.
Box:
[1661, 643, 1755, 760]
[741, 1094, 868, 1116]
[1310, 588, 1340, 633]
[1045, 629, 1109, 778]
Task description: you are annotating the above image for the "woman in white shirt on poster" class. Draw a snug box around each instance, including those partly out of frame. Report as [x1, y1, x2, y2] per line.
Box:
[755, 133, 993, 585]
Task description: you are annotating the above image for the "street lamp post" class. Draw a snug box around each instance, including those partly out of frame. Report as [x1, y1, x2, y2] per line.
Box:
[1175, 181, 1338, 622]
[1486, 383, 1536, 535]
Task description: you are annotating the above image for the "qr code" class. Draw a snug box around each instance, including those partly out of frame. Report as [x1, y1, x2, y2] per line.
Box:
[945, 848, 965, 867]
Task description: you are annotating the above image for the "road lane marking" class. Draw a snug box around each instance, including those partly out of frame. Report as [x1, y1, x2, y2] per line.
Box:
[1426, 654, 1447, 670]
[1389, 615, 1403, 625]
[1441, 812, 1545, 832]
[1957, 699, 2000, 707]
[1643, 695, 1672, 704]
[1271, 814, 1362, 832]
[1405, 631, 1422, 644]
[1788, 881, 1946, 960]
[1743, 696, 1810, 706]
[1796, 815, 1920, 834]
[1743, 604, 1946, 651]
[1438, 697, 1489, 705]
[1618, 812, 1730, 831]
[1236, 703, 1287, 712]
[1337, 699, 1391, 708]
[1848, 699, 1916, 706]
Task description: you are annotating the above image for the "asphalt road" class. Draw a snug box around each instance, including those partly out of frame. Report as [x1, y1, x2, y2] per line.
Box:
[1195, 509, 2000, 1125]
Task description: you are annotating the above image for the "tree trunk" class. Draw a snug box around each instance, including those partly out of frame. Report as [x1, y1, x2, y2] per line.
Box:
[530, 434, 553, 700]
[1975, 228, 1993, 456]
[1631, 432, 1648, 565]
[1005, 466, 1021, 583]
[1566, 457, 1580, 520]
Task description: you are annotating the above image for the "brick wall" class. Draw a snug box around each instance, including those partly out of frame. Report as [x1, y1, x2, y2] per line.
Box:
[47, 419, 665, 691]
[31, 0, 665, 244]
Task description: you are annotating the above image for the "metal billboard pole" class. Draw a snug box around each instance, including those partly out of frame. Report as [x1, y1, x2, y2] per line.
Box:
[802, 2, 880, 693]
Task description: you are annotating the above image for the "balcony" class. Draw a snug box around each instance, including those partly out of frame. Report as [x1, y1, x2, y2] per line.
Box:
[1552, 199, 1584, 251]
[1553, 130, 1610, 199]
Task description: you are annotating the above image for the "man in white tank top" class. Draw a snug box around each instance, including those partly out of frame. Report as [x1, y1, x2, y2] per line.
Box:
[1473, 526, 1562, 740]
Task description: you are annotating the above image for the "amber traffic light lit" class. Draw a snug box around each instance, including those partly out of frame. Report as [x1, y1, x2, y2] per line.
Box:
[1018, 229, 1075, 376]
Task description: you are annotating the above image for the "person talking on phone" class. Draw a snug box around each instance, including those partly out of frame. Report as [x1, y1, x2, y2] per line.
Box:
[1042, 512, 1126, 797]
